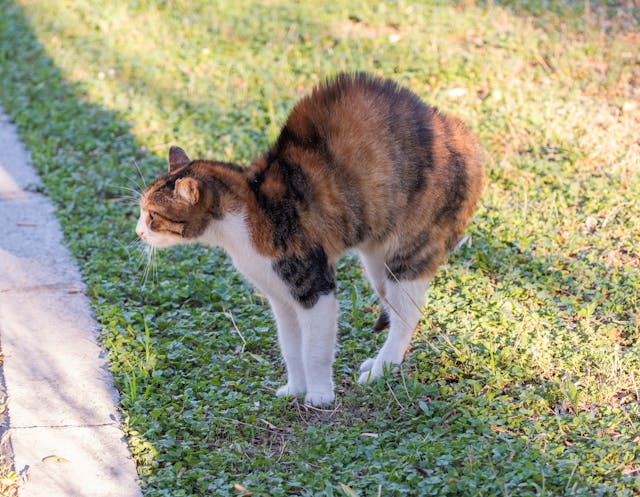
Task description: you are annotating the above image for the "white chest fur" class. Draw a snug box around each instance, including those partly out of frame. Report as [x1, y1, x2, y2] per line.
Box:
[198, 211, 291, 302]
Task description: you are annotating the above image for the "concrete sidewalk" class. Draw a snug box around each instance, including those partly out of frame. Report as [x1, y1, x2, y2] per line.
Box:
[0, 110, 141, 497]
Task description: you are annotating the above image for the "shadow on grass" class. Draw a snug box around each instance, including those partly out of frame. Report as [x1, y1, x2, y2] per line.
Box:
[0, 2, 155, 493]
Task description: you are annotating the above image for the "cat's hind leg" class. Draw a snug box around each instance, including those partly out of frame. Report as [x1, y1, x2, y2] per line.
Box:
[270, 298, 306, 398]
[358, 251, 390, 332]
[358, 277, 429, 383]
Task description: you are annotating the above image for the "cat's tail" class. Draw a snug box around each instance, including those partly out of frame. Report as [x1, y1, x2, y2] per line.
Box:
[372, 308, 390, 332]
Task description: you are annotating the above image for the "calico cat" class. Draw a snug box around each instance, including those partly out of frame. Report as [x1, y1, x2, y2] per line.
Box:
[136, 73, 484, 407]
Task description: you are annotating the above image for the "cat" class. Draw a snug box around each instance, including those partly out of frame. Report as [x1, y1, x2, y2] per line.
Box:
[136, 73, 484, 407]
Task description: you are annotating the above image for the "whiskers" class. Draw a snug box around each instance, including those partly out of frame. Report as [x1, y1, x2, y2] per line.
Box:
[121, 236, 159, 287]
[141, 243, 159, 287]
[114, 160, 161, 287]
[126, 160, 159, 286]
[111, 185, 144, 205]
[109, 159, 148, 205]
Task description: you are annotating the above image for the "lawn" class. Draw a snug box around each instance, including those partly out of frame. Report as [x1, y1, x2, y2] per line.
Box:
[0, 0, 639, 495]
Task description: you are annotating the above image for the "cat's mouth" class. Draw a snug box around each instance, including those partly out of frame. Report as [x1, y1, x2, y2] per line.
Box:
[136, 213, 181, 248]
[136, 229, 182, 249]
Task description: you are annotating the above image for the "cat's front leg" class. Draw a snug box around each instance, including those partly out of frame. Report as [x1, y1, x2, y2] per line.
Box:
[297, 294, 339, 407]
[269, 298, 306, 397]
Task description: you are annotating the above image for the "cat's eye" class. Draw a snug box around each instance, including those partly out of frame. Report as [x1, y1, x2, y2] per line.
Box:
[147, 211, 156, 227]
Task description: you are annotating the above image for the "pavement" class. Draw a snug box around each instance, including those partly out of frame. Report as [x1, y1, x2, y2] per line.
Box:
[0, 109, 141, 497]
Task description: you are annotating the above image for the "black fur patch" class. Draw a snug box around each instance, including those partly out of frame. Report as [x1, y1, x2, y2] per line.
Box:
[203, 177, 229, 219]
[273, 246, 336, 308]
[406, 116, 434, 200]
[434, 151, 467, 224]
[385, 250, 436, 280]
[162, 161, 240, 191]
[276, 123, 330, 160]
[162, 168, 191, 191]
[387, 99, 434, 203]
[247, 165, 302, 250]
[385, 230, 435, 280]
[434, 121, 468, 224]
[336, 170, 368, 246]
[279, 158, 312, 207]
[276, 121, 367, 246]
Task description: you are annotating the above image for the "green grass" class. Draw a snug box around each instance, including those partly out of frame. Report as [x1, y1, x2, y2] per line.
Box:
[0, 356, 18, 497]
[1, 0, 639, 495]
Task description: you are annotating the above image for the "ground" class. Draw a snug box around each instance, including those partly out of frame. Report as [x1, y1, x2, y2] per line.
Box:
[0, 1, 638, 496]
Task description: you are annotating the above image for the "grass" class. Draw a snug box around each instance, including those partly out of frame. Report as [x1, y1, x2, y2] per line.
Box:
[0, 0, 639, 495]
[0, 353, 18, 497]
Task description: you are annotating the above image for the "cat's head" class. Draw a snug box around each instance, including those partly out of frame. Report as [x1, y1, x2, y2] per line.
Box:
[136, 146, 218, 248]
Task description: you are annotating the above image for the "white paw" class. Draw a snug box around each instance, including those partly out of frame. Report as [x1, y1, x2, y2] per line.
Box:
[358, 359, 397, 384]
[358, 358, 375, 374]
[276, 383, 305, 398]
[304, 390, 335, 407]
[358, 368, 379, 384]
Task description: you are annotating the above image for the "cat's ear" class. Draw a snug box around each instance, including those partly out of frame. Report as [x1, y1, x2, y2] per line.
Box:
[174, 177, 200, 205]
[168, 146, 190, 173]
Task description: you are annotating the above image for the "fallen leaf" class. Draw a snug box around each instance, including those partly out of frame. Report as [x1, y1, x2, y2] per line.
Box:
[42, 455, 70, 464]
[339, 483, 360, 497]
[490, 424, 509, 433]
[415, 466, 432, 477]
[248, 353, 268, 364]
[446, 87, 468, 99]
[233, 483, 253, 496]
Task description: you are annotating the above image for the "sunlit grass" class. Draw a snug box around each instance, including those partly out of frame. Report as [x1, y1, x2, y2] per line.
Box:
[1, 0, 639, 495]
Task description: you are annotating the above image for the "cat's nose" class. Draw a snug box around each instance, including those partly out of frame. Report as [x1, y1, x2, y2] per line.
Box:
[136, 217, 146, 240]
